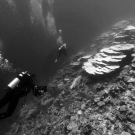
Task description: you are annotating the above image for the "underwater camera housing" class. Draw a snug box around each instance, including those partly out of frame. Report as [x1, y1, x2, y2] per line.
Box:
[33, 85, 47, 97]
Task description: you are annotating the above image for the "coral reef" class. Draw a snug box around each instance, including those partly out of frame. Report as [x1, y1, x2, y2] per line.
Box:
[82, 44, 134, 75]
[4, 18, 135, 135]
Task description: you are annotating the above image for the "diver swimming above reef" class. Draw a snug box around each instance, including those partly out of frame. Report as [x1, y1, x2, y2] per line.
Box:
[0, 71, 47, 120]
[55, 43, 67, 63]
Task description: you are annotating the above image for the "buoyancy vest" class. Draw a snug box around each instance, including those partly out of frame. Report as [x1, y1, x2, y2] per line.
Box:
[8, 72, 33, 90]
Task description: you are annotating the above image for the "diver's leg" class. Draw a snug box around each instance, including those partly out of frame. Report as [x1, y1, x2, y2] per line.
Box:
[63, 50, 67, 56]
[0, 90, 20, 120]
[6, 97, 20, 117]
[6, 91, 21, 117]
[55, 50, 62, 62]
[57, 50, 62, 59]
[0, 92, 11, 120]
[0, 91, 11, 109]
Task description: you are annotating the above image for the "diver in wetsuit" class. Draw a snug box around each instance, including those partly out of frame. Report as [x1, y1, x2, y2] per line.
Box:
[55, 43, 67, 63]
[0, 71, 47, 120]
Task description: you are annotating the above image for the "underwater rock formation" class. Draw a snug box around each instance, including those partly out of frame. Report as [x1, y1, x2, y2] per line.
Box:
[5, 18, 135, 135]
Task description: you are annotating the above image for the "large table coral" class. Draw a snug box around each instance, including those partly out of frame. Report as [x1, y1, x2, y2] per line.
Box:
[82, 44, 135, 75]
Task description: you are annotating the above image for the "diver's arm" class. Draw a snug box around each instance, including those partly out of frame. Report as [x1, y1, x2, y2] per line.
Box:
[33, 85, 48, 97]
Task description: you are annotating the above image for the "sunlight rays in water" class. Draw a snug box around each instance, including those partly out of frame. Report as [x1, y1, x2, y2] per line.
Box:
[29, 0, 57, 38]
[2, 0, 23, 27]
[30, 0, 46, 31]
[0, 0, 62, 73]
[4, 0, 61, 46]
[4, 0, 63, 45]
[45, 0, 64, 46]
[46, 12, 57, 37]
[5, 0, 17, 12]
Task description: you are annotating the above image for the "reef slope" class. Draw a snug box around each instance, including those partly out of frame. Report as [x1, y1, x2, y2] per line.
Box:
[5, 18, 135, 135]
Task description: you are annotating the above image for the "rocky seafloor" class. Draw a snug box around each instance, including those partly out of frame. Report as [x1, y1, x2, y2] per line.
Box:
[4, 18, 135, 135]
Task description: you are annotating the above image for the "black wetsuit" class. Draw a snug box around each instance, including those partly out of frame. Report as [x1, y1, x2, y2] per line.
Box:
[57, 46, 67, 60]
[0, 87, 23, 119]
[0, 74, 34, 120]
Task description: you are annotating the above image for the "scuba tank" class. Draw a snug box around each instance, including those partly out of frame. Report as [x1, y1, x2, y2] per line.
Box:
[8, 77, 20, 89]
[7, 71, 31, 90]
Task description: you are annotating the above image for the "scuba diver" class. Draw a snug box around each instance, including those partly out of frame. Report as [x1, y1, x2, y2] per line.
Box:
[0, 71, 47, 120]
[55, 43, 67, 63]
